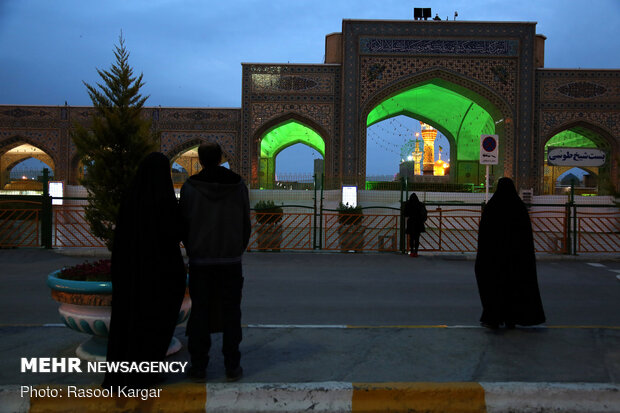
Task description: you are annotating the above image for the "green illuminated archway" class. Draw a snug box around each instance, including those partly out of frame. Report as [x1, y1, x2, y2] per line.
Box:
[366, 79, 500, 184]
[543, 126, 608, 195]
[260, 120, 325, 158]
[258, 120, 325, 189]
[367, 82, 496, 161]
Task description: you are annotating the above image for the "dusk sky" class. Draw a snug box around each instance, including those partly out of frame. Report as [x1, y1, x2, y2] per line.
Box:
[1, 0, 619, 176]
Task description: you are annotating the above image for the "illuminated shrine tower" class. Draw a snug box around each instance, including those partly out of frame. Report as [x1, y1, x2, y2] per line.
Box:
[420, 122, 437, 175]
[412, 138, 423, 175]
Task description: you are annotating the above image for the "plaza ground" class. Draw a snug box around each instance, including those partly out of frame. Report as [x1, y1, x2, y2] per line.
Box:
[0, 249, 618, 411]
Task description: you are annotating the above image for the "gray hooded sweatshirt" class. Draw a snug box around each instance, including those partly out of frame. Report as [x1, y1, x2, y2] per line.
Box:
[179, 167, 251, 266]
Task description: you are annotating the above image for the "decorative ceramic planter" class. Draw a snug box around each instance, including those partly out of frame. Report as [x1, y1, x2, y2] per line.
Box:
[47, 270, 191, 361]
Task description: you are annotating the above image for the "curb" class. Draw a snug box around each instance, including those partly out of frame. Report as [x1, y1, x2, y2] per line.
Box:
[1, 382, 618, 413]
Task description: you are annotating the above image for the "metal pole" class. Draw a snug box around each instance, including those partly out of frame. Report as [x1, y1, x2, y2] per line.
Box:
[571, 182, 577, 255]
[485, 165, 489, 203]
[41, 168, 52, 249]
[313, 174, 317, 249]
[400, 177, 407, 254]
[319, 173, 324, 250]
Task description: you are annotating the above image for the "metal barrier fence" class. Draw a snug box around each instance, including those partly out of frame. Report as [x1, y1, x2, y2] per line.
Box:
[0, 199, 41, 247]
[53, 205, 106, 248]
[577, 210, 620, 253]
[323, 213, 399, 252]
[247, 212, 313, 251]
[1, 195, 618, 254]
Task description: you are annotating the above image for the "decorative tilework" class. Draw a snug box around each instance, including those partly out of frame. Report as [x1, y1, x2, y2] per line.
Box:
[251, 103, 333, 137]
[359, 56, 517, 106]
[0, 129, 60, 155]
[159, 108, 239, 124]
[360, 38, 519, 56]
[539, 71, 620, 103]
[0, 107, 57, 120]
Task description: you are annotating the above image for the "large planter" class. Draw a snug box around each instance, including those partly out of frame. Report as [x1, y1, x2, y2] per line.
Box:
[47, 270, 191, 361]
[256, 222, 283, 251]
[338, 224, 366, 252]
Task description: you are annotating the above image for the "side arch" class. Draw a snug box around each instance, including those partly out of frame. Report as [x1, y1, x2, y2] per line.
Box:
[360, 68, 515, 185]
[165, 138, 236, 172]
[0, 136, 59, 189]
[542, 120, 618, 195]
[251, 112, 331, 188]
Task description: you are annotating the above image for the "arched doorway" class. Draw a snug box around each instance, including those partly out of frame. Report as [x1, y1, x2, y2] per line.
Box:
[543, 124, 614, 195]
[257, 119, 325, 189]
[169, 144, 231, 190]
[0, 143, 55, 192]
[366, 115, 452, 182]
[363, 74, 513, 187]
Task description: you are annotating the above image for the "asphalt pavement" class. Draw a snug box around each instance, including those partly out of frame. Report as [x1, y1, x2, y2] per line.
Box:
[0, 248, 619, 412]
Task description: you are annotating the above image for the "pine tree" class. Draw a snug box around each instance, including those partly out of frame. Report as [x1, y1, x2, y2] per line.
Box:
[72, 34, 158, 250]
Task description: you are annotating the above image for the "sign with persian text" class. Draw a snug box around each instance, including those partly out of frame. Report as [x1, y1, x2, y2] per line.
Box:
[547, 147, 606, 167]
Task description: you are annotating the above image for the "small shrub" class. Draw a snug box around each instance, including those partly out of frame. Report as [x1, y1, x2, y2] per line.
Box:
[337, 202, 363, 225]
[254, 200, 284, 224]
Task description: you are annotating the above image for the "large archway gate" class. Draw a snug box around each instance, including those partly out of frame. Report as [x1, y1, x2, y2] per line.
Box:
[363, 71, 514, 185]
[340, 20, 534, 189]
[1, 20, 618, 194]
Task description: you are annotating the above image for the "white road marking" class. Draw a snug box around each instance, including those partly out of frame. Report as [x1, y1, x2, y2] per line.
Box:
[587, 263, 606, 268]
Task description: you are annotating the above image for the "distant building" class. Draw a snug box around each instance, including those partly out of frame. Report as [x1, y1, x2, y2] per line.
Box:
[1, 18, 618, 194]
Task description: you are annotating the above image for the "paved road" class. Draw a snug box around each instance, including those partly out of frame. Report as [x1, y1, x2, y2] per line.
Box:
[0, 249, 618, 386]
[2, 249, 619, 327]
[241, 252, 620, 327]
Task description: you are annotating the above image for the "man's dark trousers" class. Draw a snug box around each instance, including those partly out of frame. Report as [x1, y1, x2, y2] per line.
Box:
[186, 263, 243, 371]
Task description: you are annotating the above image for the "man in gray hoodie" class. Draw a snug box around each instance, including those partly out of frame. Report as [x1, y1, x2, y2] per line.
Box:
[179, 142, 251, 382]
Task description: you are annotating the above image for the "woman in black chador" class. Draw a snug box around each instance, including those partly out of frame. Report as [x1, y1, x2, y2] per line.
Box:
[475, 177, 546, 329]
[102, 152, 186, 388]
[404, 193, 427, 257]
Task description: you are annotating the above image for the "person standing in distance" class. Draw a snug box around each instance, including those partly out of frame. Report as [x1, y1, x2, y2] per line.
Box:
[179, 142, 251, 381]
[404, 193, 427, 257]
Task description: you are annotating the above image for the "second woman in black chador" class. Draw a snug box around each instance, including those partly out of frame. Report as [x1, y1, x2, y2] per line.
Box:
[102, 152, 186, 388]
[404, 193, 427, 257]
[474, 177, 546, 329]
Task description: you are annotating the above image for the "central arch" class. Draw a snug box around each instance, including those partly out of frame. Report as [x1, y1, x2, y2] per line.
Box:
[362, 70, 514, 186]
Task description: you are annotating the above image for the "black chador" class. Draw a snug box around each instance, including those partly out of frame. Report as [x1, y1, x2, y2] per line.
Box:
[102, 152, 186, 388]
[474, 177, 546, 329]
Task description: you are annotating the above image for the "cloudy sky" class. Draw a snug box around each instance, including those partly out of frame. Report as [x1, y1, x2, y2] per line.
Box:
[1, 0, 618, 175]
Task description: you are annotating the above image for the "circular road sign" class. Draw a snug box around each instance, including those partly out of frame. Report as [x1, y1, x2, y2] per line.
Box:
[482, 136, 497, 152]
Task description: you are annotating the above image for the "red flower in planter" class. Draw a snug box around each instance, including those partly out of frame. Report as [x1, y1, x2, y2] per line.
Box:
[60, 259, 111, 282]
